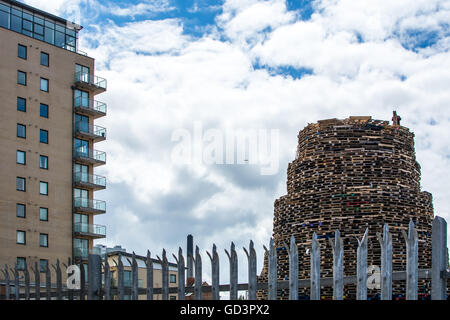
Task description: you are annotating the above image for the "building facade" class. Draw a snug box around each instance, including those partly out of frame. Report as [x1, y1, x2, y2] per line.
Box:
[0, 0, 107, 284]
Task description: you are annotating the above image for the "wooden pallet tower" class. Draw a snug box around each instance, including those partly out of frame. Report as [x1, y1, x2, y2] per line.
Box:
[258, 114, 434, 299]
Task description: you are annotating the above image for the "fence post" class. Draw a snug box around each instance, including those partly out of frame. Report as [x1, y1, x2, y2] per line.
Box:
[66, 258, 73, 300]
[432, 216, 447, 300]
[225, 242, 238, 300]
[145, 251, 153, 300]
[263, 238, 277, 300]
[173, 248, 185, 300]
[24, 260, 30, 300]
[45, 264, 51, 300]
[207, 244, 220, 300]
[2, 265, 10, 300]
[104, 259, 111, 300]
[194, 246, 202, 300]
[117, 253, 124, 300]
[377, 224, 392, 300]
[88, 254, 102, 300]
[356, 228, 369, 300]
[14, 264, 19, 300]
[283, 235, 298, 300]
[32, 262, 40, 300]
[243, 240, 257, 300]
[131, 252, 139, 300]
[80, 262, 86, 300]
[402, 220, 418, 300]
[157, 249, 169, 300]
[53, 259, 62, 300]
[329, 230, 344, 300]
[310, 232, 321, 300]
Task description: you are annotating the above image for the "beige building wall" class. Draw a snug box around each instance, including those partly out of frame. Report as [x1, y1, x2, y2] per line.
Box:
[0, 25, 95, 281]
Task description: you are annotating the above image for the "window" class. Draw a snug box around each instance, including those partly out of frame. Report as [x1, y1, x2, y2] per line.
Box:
[40, 155, 48, 169]
[16, 204, 26, 218]
[40, 78, 48, 92]
[75, 64, 90, 83]
[40, 103, 48, 118]
[40, 207, 48, 221]
[40, 181, 48, 195]
[74, 90, 89, 108]
[17, 257, 26, 271]
[18, 44, 27, 59]
[17, 97, 26, 112]
[16, 150, 26, 164]
[17, 123, 26, 138]
[16, 177, 25, 191]
[40, 233, 48, 247]
[17, 70, 26, 85]
[40, 259, 48, 273]
[40, 52, 49, 66]
[40, 129, 48, 144]
[0, 4, 10, 29]
[16, 231, 26, 244]
[170, 274, 177, 283]
[169, 296, 177, 300]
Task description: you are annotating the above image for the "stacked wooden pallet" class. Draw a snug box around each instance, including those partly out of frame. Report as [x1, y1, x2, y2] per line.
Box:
[258, 115, 434, 299]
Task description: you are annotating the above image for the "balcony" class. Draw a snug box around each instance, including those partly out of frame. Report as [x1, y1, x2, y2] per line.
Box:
[74, 72, 107, 95]
[74, 223, 106, 239]
[73, 147, 106, 167]
[74, 122, 107, 142]
[73, 197, 106, 215]
[74, 97, 107, 118]
[73, 172, 106, 190]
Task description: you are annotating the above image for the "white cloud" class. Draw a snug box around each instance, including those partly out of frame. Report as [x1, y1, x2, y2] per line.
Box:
[68, 0, 450, 270]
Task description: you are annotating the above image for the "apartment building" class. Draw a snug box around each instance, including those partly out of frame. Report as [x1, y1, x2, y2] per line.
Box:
[0, 0, 107, 283]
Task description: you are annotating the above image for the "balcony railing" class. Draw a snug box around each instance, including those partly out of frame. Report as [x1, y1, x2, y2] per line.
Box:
[74, 97, 107, 116]
[75, 72, 107, 91]
[74, 147, 106, 165]
[74, 172, 106, 189]
[73, 197, 106, 213]
[74, 122, 107, 140]
[73, 247, 89, 259]
[74, 223, 106, 237]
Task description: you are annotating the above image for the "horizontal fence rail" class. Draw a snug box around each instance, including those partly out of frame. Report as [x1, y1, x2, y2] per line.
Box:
[0, 216, 448, 300]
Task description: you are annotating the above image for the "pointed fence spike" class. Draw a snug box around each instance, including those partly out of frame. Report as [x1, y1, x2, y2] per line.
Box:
[288, 235, 298, 300]
[310, 232, 321, 300]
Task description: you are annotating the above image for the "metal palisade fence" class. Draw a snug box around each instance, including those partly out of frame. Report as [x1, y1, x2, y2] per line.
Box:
[0, 216, 448, 300]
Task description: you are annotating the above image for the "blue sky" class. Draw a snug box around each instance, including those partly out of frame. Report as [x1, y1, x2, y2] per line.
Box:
[22, 0, 450, 287]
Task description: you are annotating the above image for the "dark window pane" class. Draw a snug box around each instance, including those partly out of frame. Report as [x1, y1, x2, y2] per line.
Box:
[40, 208, 48, 221]
[40, 234, 48, 247]
[40, 260, 48, 272]
[40, 155, 48, 169]
[18, 44, 27, 59]
[23, 12, 32, 21]
[40, 103, 48, 117]
[11, 9, 21, 16]
[17, 124, 26, 138]
[44, 20, 54, 28]
[0, 4, 11, 13]
[0, 10, 9, 29]
[16, 204, 25, 218]
[34, 16, 43, 25]
[17, 97, 26, 112]
[17, 258, 26, 270]
[55, 30, 64, 47]
[23, 19, 32, 31]
[11, 14, 21, 32]
[16, 177, 25, 191]
[34, 23, 43, 35]
[40, 129, 48, 143]
[44, 27, 54, 44]
[55, 24, 65, 32]
[40, 52, 49, 66]
[40, 78, 48, 92]
[17, 71, 26, 85]
[16, 150, 25, 164]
